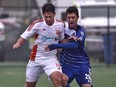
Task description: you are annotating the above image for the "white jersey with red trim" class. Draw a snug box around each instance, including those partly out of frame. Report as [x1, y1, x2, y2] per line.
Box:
[21, 19, 64, 62]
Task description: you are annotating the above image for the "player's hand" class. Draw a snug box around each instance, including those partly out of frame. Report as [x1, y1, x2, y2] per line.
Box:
[45, 45, 50, 52]
[13, 42, 21, 49]
[67, 36, 79, 42]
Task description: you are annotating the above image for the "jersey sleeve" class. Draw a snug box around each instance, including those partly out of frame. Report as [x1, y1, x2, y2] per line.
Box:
[48, 42, 79, 50]
[20, 22, 39, 40]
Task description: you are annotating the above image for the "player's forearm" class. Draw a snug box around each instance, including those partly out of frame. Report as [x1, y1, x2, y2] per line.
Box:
[48, 42, 79, 51]
[13, 37, 26, 49]
[17, 37, 26, 45]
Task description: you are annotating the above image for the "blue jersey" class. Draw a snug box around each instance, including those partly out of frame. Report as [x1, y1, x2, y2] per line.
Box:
[60, 25, 90, 67]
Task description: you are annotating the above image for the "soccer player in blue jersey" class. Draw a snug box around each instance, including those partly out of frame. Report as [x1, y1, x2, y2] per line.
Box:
[45, 6, 93, 87]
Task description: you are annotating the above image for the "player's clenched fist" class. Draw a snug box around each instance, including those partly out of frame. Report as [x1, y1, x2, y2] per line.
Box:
[13, 42, 21, 49]
[13, 37, 25, 49]
[45, 45, 50, 52]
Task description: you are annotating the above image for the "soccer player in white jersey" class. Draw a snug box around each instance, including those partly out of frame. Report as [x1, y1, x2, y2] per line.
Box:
[13, 3, 68, 87]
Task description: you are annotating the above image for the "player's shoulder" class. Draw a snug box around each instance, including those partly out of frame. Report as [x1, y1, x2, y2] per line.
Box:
[77, 25, 86, 32]
[29, 19, 44, 26]
[77, 25, 86, 36]
[27, 19, 44, 31]
[56, 19, 64, 23]
[32, 19, 44, 24]
[55, 20, 65, 28]
[56, 20, 66, 27]
[56, 19, 65, 25]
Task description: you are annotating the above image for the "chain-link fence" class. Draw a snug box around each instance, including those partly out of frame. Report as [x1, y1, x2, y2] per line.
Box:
[0, 1, 116, 64]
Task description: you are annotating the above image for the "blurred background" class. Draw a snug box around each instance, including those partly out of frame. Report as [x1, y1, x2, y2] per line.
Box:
[0, 0, 116, 87]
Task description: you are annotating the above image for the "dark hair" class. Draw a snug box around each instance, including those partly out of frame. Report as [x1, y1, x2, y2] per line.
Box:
[66, 6, 79, 17]
[42, 3, 55, 14]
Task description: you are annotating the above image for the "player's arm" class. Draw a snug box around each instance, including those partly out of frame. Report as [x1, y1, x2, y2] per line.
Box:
[45, 41, 79, 51]
[13, 20, 39, 49]
[13, 37, 26, 49]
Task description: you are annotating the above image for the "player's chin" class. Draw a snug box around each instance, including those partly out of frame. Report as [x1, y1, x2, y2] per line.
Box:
[46, 22, 52, 26]
[68, 24, 75, 29]
[69, 27, 74, 29]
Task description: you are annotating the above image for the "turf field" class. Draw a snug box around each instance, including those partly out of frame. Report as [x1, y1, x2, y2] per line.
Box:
[0, 62, 116, 87]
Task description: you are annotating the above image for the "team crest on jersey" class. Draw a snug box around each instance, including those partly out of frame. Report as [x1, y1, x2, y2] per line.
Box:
[56, 63, 61, 69]
[55, 27, 61, 35]
[81, 31, 84, 36]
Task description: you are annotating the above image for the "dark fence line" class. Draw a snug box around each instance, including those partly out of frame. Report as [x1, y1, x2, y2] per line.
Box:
[0, 5, 116, 64]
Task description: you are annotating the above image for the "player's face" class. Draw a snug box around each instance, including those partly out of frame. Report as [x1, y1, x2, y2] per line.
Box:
[66, 13, 78, 29]
[43, 12, 55, 26]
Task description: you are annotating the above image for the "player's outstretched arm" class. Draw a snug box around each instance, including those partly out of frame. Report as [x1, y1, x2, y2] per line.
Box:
[13, 37, 26, 49]
[46, 42, 79, 51]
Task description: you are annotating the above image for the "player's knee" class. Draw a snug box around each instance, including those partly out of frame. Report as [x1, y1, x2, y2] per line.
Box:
[55, 75, 62, 84]
[62, 74, 68, 82]
[82, 84, 91, 87]
[50, 71, 63, 86]
[52, 76, 62, 87]
[62, 74, 68, 87]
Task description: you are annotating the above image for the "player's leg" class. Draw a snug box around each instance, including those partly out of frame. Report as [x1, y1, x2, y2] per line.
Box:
[62, 65, 75, 87]
[25, 61, 44, 87]
[49, 71, 65, 87]
[49, 71, 68, 87]
[25, 81, 37, 87]
[44, 59, 68, 87]
[61, 73, 68, 87]
[75, 67, 93, 87]
[82, 84, 92, 87]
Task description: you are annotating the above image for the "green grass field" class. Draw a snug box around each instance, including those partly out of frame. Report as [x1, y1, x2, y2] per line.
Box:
[0, 62, 116, 87]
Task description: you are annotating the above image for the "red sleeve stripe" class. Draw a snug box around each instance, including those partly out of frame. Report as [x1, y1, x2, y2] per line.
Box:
[27, 19, 43, 31]
[56, 19, 64, 23]
[34, 34, 39, 39]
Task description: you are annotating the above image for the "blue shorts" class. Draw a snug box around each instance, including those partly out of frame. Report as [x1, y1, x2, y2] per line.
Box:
[62, 64, 93, 87]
